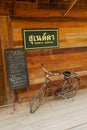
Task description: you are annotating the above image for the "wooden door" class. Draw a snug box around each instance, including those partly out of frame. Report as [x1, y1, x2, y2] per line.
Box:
[0, 40, 5, 105]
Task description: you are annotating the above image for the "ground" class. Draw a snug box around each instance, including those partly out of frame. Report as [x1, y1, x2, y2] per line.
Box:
[0, 89, 87, 130]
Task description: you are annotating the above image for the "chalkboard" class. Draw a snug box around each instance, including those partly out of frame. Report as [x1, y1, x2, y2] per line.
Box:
[5, 48, 29, 90]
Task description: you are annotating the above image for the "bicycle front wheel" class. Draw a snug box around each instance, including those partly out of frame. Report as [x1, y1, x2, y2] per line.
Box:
[30, 84, 46, 113]
[61, 77, 80, 99]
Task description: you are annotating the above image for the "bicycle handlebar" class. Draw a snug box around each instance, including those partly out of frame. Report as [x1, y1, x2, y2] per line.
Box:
[40, 64, 79, 79]
[40, 64, 61, 76]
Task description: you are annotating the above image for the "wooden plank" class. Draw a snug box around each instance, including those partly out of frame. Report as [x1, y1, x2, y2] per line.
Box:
[25, 47, 87, 57]
[12, 16, 87, 22]
[0, 39, 5, 105]
[12, 8, 87, 19]
[0, 16, 14, 104]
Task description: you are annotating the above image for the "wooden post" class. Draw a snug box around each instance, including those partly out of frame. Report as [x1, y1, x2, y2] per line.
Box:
[10, 90, 16, 111]
[0, 16, 13, 104]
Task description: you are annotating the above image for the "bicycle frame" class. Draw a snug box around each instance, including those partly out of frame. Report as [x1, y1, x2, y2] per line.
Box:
[40, 64, 79, 97]
[42, 67, 64, 96]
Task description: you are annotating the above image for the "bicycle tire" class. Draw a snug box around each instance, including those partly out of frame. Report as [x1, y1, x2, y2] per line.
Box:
[30, 84, 46, 113]
[61, 77, 80, 99]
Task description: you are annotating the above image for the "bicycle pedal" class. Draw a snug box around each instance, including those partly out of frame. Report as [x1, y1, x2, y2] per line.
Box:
[59, 94, 68, 99]
[58, 94, 64, 97]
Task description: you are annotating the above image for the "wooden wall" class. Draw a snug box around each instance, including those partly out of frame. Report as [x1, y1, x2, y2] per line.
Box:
[0, 16, 87, 103]
[11, 21, 87, 101]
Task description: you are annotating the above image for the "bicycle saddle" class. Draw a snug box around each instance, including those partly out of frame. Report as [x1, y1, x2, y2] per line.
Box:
[63, 71, 71, 77]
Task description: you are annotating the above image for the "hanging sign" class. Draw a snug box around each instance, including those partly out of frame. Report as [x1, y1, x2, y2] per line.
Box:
[22, 28, 59, 50]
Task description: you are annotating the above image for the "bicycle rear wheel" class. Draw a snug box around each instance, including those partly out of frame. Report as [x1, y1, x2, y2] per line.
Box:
[30, 84, 46, 113]
[61, 77, 80, 99]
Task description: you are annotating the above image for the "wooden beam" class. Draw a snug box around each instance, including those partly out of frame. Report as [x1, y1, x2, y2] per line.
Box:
[11, 0, 16, 16]
[11, 16, 87, 22]
[13, 8, 87, 18]
[63, 0, 78, 16]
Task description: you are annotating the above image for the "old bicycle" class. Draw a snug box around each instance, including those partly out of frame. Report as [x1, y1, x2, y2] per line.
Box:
[30, 64, 80, 113]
